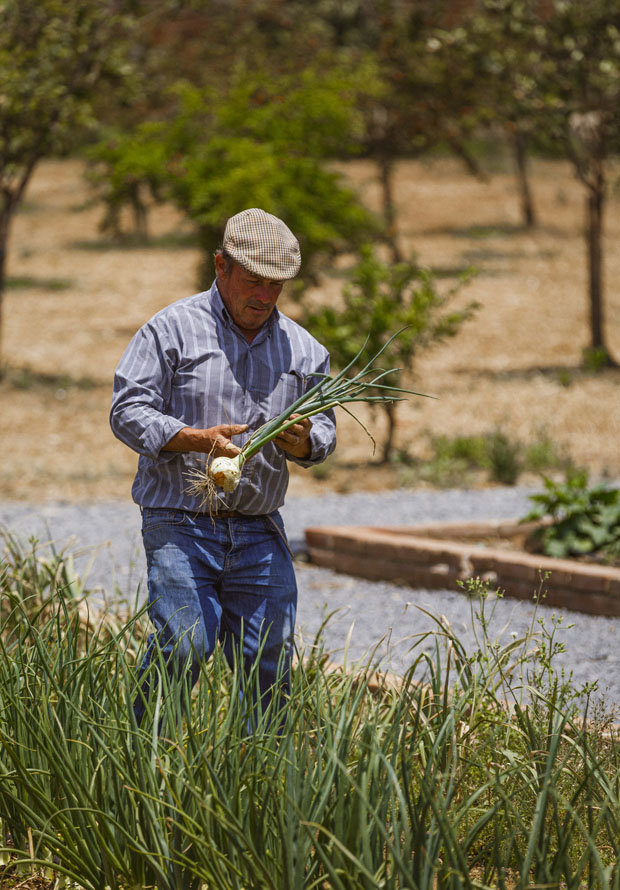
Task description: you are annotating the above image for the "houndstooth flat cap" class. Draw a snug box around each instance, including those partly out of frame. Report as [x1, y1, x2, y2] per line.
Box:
[223, 208, 301, 280]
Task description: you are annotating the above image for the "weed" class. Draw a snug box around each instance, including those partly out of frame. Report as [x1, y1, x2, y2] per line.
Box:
[583, 345, 613, 372]
[486, 427, 522, 484]
[4, 367, 100, 392]
[556, 367, 574, 387]
[410, 427, 570, 487]
[524, 430, 573, 473]
[6, 275, 73, 291]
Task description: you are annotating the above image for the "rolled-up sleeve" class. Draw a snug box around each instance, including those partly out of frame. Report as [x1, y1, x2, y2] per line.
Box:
[110, 322, 186, 461]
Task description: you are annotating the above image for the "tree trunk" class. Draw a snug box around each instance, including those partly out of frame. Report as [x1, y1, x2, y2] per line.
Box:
[0, 207, 11, 368]
[0, 160, 38, 365]
[381, 400, 397, 463]
[586, 174, 607, 356]
[512, 127, 536, 229]
[448, 136, 487, 181]
[378, 155, 403, 264]
[566, 112, 615, 366]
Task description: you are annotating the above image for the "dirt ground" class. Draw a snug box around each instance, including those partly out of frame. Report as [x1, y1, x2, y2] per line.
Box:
[1, 155, 619, 502]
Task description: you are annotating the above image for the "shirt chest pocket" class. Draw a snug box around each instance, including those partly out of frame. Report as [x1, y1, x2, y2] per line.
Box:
[248, 361, 305, 417]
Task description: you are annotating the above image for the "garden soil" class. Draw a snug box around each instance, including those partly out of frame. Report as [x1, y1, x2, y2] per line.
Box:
[2, 156, 619, 502]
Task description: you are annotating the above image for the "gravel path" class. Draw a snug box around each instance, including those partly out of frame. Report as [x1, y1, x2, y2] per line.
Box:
[2, 487, 619, 714]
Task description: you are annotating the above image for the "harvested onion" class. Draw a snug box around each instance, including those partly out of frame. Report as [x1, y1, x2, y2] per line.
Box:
[190, 330, 435, 505]
[208, 454, 244, 492]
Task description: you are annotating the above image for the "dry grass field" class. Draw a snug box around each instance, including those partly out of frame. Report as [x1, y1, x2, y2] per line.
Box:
[1, 155, 619, 502]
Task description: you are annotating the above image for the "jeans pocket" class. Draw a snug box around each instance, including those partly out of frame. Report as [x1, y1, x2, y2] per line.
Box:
[263, 512, 294, 558]
[141, 508, 189, 533]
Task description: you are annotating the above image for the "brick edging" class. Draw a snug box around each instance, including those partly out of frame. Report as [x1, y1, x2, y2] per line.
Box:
[305, 521, 620, 617]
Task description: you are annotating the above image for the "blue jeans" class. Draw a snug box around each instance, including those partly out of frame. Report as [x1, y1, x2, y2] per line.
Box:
[135, 508, 297, 724]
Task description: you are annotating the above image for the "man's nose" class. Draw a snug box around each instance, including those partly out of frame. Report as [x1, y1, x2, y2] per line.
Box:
[255, 285, 276, 303]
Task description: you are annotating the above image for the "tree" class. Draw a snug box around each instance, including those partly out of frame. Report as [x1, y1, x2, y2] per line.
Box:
[290, 0, 488, 261]
[88, 64, 380, 288]
[439, 0, 620, 363]
[92, 0, 490, 264]
[540, 0, 620, 365]
[0, 0, 148, 359]
[220, 0, 486, 261]
[436, 0, 547, 229]
[302, 246, 478, 462]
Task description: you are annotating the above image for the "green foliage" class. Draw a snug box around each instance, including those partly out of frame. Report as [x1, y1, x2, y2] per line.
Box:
[0, 527, 142, 650]
[86, 129, 169, 239]
[524, 430, 570, 473]
[5, 275, 72, 291]
[305, 246, 477, 364]
[542, 0, 620, 124]
[583, 344, 613, 372]
[485, 427, 522, 484]
[0, 528, 87, 634]
[88, 63, 380, 284]
[0, 0, 143, 188]
[302, 246, 478, 460]
[524, 469, 620, 560]
[462, 0, 620, 351]
[1, 540, 619, 889]
[403, 428, 571, 488]
[0, 0, 150, 357]
[434, 0, 620, 156]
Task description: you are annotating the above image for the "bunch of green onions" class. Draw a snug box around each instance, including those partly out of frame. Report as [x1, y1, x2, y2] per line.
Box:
[193, 331, 434, 498]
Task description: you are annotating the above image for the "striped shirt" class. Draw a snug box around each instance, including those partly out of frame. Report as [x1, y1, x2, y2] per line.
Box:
[110, 281, 337, 514]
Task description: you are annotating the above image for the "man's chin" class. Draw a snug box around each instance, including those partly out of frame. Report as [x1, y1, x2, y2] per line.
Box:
[244, 310, 271, 327]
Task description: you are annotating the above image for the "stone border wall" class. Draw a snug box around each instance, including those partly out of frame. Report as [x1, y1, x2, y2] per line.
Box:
[305, 520, 620, 617]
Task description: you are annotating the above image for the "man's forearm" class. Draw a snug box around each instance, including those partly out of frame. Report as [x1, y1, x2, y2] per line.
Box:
[162, 424, 248, 455]
[162, 427, 211, 452]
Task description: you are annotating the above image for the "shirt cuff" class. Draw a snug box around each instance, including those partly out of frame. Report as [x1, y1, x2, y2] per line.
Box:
[285, 423, 335, 468]
[142, 415, 188, 461]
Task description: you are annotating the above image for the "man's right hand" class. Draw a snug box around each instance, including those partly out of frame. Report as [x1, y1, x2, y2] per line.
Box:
[162, 424, 249, 456]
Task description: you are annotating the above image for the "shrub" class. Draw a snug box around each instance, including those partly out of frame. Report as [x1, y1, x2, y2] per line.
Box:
[523, 469, 620, 561]
[303, 246, 478, 462]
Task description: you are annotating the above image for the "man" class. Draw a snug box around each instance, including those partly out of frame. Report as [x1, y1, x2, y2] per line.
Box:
[110, 208, 336, 723]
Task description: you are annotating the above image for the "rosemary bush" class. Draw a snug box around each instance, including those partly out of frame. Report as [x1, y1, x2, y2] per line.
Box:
[0, 534, 619, 889]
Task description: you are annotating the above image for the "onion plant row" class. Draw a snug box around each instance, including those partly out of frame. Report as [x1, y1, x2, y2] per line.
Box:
[1, 533, 620, 889]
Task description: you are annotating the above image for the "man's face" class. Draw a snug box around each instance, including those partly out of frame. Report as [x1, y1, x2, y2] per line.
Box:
[215, 254, 284, 341]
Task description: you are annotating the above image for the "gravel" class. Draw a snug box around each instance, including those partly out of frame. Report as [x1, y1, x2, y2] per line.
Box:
[2, 486, 619, 715]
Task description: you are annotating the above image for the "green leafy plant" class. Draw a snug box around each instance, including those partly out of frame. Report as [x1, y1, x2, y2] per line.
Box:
[523, 429, 571, 473]
[0, 527, 144, 653]
[303, 246, 478, 462]
[523, 469, 620, 561]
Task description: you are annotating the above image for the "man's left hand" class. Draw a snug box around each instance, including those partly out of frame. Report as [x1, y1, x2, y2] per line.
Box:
[274, 414, 312, 459]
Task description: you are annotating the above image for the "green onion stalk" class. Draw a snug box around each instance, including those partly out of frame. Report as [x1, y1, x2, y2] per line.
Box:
[189, 331, 435, 505]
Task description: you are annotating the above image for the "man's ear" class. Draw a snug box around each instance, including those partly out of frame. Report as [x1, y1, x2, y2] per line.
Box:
[214, 253, 227, 277]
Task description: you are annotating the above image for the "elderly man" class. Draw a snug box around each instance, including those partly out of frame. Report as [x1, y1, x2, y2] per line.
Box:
[110, 208, 336, 723]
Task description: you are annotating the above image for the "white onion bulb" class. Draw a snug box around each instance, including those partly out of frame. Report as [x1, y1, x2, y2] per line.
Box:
[209, 455, 243, 492]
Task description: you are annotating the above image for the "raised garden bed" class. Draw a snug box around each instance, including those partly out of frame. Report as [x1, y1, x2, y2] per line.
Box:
[305, 519, 620, 617]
